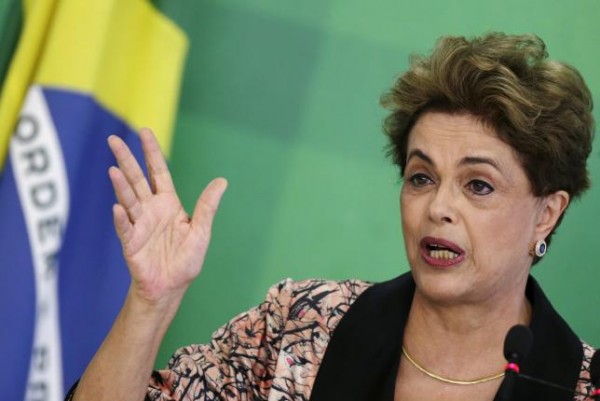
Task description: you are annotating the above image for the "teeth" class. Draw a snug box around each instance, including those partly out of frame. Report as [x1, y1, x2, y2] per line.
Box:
[429, 249, 459, 260]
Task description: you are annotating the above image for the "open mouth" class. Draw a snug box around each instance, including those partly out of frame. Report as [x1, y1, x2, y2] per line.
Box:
[420, 237, 465, 264]
[426, 243, 461, 260]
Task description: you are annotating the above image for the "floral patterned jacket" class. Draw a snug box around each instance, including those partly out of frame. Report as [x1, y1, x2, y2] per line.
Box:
[66, 273, 596, 401]
[143, 273, 596, 401]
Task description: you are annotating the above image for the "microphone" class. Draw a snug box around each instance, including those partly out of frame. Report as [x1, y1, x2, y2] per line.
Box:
[590, 350, 600, 400]
[498, 325, 533, 401]
[504, 324, 533, 364]
[499, 327, 595, 399]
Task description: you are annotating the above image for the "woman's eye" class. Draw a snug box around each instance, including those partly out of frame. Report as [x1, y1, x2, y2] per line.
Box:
[467, 179, 494, 195]
[408, 173, 433, 187]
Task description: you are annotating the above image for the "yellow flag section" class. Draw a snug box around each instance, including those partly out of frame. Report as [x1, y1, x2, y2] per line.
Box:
[0, 2, 187, 400]
[0, 0, 187, 168]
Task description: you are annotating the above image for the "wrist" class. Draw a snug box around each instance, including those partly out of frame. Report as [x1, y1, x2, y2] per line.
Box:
[122, 287, 185, 335]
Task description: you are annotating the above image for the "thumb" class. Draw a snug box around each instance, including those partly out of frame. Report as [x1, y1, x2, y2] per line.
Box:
[191, 177, 228, 234]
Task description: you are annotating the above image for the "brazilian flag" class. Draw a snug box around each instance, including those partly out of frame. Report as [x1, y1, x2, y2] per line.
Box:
[0, 1, 187, 399]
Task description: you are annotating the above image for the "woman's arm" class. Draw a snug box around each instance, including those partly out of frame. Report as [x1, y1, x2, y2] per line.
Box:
[71, 128, 227, 401]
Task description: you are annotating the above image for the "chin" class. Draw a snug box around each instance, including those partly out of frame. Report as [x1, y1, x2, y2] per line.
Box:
[410, 266, 475, 306]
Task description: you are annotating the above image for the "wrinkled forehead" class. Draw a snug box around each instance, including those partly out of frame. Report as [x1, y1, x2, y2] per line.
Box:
[409, 111, 497, 143]
[406, 112, 524, 172]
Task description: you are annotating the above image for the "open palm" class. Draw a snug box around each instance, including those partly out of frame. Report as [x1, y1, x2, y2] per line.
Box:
[108, 128, 227, 304]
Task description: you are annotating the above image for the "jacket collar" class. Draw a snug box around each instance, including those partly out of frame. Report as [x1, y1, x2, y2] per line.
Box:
[309, 272, 583, 401]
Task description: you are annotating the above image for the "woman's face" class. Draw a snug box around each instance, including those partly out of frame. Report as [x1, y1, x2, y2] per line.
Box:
[401, 112, 550, 307]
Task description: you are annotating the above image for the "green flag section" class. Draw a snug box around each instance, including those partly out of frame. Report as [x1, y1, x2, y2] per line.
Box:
[0, 0, 23, 92]
[0, 1, 187, 399]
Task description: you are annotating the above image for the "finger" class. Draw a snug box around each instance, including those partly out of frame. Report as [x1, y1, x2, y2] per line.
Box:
[108, 166, 143, 222]
[191, 177, 228, 235]
[139, 128, 176, 194]
[113, 203, 134, 247]
[108, 135, 152, 201]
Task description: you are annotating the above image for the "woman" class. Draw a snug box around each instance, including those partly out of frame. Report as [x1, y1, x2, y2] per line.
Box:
[68, 33, 595, 401]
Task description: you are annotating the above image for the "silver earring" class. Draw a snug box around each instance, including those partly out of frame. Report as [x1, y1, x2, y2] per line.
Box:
[535, 240, 547, 258]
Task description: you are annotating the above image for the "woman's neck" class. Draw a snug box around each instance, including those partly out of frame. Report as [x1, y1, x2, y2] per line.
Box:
[402, 288, 532, 380]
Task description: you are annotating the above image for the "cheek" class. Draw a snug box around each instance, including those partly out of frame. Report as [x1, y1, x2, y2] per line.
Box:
[400, 191, 423, 246]
[468, 205, 536, 261]
[502, 202, 537, 237]
[400, 191, 414, 229]
[400, 186, 430, 220]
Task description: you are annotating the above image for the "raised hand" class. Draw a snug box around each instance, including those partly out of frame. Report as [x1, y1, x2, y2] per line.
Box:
[107, 128, 227, 305]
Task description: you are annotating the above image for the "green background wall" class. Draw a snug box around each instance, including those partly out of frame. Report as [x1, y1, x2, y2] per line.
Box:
[153, 0, 600, 366]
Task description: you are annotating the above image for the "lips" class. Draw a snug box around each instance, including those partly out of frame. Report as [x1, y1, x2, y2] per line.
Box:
[419, 236, 466, 267]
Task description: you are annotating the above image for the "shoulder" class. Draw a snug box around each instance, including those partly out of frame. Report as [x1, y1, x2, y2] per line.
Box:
[574, 340, 597, 401]
[267, 277, 373, 301]
[265, 278, 373, 320]
[191, 278, 373, 351]
[581, 340, 596, 369]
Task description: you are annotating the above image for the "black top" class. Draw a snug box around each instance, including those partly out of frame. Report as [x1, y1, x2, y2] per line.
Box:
[309, 272, 585, 401]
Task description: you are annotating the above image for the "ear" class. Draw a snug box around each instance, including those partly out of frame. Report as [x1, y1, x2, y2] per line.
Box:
[535, 190, 570, 238]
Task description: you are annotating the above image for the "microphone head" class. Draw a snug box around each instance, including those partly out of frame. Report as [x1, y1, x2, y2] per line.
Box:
[503, 324, 533, 362]
[589, 350, 600, 386]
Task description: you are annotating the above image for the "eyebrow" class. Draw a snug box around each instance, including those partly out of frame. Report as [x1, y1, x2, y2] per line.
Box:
[460, 156, 501, 171]
[406, 149, 502, 172]
[406, 149, 433, 165]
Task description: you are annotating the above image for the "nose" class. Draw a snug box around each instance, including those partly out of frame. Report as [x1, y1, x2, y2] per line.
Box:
[428, 183, 458, 225]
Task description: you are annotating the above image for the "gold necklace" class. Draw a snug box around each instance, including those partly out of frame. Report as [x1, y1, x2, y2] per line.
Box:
[401, 346, 505, 385]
